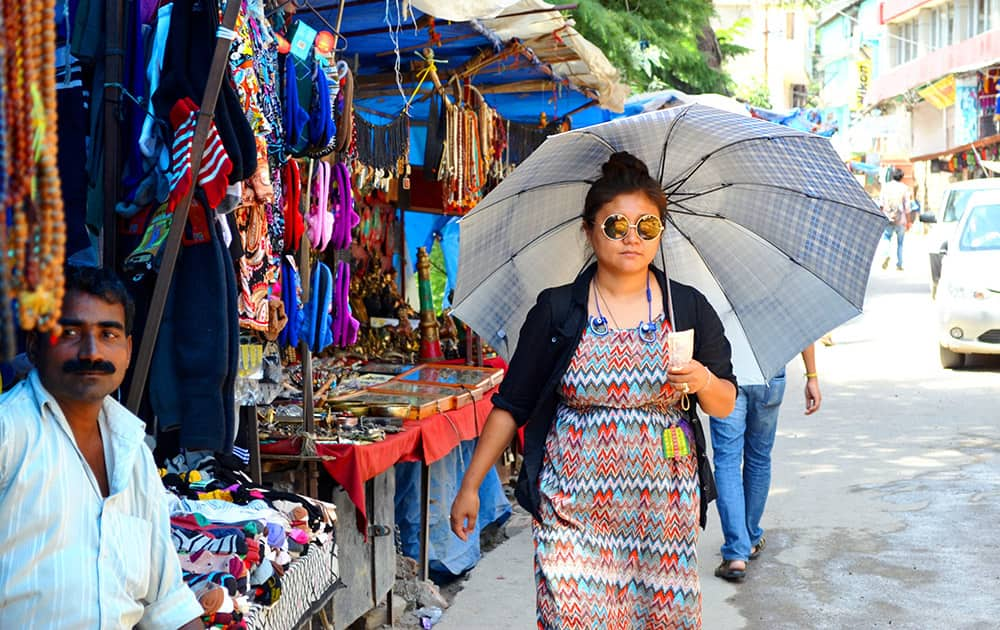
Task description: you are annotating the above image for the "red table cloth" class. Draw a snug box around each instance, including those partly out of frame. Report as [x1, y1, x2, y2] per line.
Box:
[261, 387, 498, 533]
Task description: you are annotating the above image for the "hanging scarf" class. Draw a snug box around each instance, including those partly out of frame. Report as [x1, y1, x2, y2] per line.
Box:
[331, 260, 359, 348]
[306, 160, 333, 251]
[282, 53, 309, 151]
[354, 111, 410, 173]
[331, 161, 359, 249]
[282, 159, 303, 252]
[306, 64, 336, 150]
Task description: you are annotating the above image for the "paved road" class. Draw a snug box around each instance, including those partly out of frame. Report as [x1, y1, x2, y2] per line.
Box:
[437, 232, 1000, 629]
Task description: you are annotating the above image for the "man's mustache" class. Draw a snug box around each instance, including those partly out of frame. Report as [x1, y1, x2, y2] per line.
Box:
[62, 359, 116, 375]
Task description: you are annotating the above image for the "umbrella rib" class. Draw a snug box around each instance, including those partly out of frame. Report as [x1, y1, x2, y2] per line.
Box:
[576, 130, 618, 153]
[668, 199, 870, 311]
[658, 106, 692, 184]
[669, 181, 883, 216]
[463, 180, 593, 222]
[456, 116, 614, 221]
[663, 212, 769, 379]
[663, 131, 836, 197]
[451, 213, 584, 311]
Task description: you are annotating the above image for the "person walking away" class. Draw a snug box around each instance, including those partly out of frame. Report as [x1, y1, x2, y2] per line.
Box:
[879, 168, 910, 271]
[710, 344, 822, 582]
[0, 265, 204, 629]
[450, 152, 737, 629]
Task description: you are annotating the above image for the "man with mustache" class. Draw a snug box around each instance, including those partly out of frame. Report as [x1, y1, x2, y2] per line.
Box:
[0, 265, 204, 629]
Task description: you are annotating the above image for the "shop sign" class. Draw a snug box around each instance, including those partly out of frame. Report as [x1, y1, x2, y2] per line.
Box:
[917, 74, 955, 109]
[853, 57, 871, 111]
[955, 75, 980, 145]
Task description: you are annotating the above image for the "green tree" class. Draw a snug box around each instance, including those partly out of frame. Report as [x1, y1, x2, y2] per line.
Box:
[735, 80, 772, 109]
[571, 0, 749, 94]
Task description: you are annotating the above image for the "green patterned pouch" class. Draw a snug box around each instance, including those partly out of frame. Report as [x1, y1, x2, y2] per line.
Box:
[662, 426, 691, 459]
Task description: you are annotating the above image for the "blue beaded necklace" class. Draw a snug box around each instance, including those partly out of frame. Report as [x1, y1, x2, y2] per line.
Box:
[590, 272, 658, 343]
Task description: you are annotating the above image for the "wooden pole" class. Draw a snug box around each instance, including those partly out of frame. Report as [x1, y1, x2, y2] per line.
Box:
[126, 0, 244, 412]
[341, 14, 431, 38]
[298, 159, 314, 436]
[331, 0, 347, 46]
[489, 4, 578, 19]
[101, 0, 125, 269]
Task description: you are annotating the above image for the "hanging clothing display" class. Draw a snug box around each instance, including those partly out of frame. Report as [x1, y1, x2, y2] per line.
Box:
[154, 0, 257, 183]
[0, 0, 648, 627]
[149, 217, 240, 452]
[225, 0, 286, 333]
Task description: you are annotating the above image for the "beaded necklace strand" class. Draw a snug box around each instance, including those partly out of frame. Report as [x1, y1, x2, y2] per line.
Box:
[2, 0, 66, 346]
[0, 3, 14, 358]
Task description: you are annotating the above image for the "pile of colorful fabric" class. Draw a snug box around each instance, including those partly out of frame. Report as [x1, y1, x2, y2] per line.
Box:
[159, 455, 336, 628]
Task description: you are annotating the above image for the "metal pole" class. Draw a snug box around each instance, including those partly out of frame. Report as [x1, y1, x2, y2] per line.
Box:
[419, 461, 431, 581]
[126, 0, 243, 412]
[301, 339, 315, 434]
[298, 157, 316, 495]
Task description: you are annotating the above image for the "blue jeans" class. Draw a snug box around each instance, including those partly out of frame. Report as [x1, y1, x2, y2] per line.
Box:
[882, 224, 905, 268]
[709, 370, 786, 561]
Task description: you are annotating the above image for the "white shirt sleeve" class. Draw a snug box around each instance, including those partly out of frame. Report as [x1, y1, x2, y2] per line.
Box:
[0, 409, 8, 495]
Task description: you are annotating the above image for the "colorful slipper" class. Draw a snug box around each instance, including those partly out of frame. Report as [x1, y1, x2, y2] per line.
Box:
[750, 536, 766, 560]
[714, 560, 746, 582]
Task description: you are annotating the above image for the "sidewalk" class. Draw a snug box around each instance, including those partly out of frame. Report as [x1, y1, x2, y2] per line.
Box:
[435, 520, 535, 629]
[435, 507, 747, 629]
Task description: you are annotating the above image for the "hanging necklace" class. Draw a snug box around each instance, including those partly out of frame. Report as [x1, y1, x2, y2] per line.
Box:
[591, 282, 619, 332]
[590, 273, 658, 343]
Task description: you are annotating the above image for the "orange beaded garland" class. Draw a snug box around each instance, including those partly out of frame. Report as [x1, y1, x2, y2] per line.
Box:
[2, 0, 66, 338]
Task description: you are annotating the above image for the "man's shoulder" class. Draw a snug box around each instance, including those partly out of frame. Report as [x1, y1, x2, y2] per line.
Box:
[0, 379, 38, 422]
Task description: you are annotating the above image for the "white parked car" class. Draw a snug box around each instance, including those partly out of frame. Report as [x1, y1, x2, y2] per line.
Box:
[924, 179, 1000, 298]
[936, 200, 1000, 368]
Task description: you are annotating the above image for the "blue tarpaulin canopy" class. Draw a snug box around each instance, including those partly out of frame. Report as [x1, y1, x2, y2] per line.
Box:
[748, 105, 840, 137]
[299, 0, 627, 166]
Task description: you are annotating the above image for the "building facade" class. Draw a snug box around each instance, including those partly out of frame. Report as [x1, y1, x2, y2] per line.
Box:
[814, 0, 886, 159]
[868, 0, 1000, 208]
[714, 0, 815, 110]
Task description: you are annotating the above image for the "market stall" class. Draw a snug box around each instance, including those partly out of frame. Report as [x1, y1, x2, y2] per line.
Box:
[4, 0, 629, 627]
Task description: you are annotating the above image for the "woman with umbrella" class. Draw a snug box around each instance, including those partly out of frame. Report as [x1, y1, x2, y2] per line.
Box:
[450, 152, 737, 628]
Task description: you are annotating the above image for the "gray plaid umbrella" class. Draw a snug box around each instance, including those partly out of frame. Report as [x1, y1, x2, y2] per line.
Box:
[451, 105, 886, 384]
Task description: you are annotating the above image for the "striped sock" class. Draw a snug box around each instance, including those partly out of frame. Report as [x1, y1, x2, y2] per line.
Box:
[172, 527, 247, 555]
[184, 570, 239, 596]
[167, 97, 233, 213]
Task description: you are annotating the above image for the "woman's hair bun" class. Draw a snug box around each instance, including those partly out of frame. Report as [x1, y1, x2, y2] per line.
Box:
[582, 150, 666, 226]
[602, 152, 650, 181]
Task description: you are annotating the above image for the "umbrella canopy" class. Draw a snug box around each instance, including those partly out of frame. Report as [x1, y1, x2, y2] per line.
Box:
[452, 104, 886, 385]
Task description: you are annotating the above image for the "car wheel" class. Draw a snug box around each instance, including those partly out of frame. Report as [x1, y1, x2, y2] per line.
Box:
[939, 345, 965, 369]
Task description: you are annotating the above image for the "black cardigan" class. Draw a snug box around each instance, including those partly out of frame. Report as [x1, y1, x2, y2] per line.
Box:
[492, 263, 737, 528]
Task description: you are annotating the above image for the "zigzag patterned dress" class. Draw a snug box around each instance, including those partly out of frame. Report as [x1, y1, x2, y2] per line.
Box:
[534, 317, 701, 629]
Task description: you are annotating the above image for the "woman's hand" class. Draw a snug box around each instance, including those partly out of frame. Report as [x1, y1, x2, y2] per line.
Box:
[670, 359, 736, 417]
[667, 359, 713, 395]
[450, 487, 480, 541]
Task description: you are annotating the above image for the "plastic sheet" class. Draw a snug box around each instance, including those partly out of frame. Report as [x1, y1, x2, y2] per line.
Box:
[394, 438, 511, 579]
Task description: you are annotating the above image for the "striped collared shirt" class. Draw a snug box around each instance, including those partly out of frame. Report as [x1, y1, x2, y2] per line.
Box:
[0, 370, 202, 629]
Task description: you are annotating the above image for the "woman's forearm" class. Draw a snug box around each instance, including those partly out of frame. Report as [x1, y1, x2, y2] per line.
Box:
[696, 374, 736, 418]
[458, 407, 519, 494]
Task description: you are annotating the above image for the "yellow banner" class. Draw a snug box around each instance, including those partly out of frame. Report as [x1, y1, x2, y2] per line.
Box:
[918, 74, 956, 109]
[853, 58, 871, 111]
